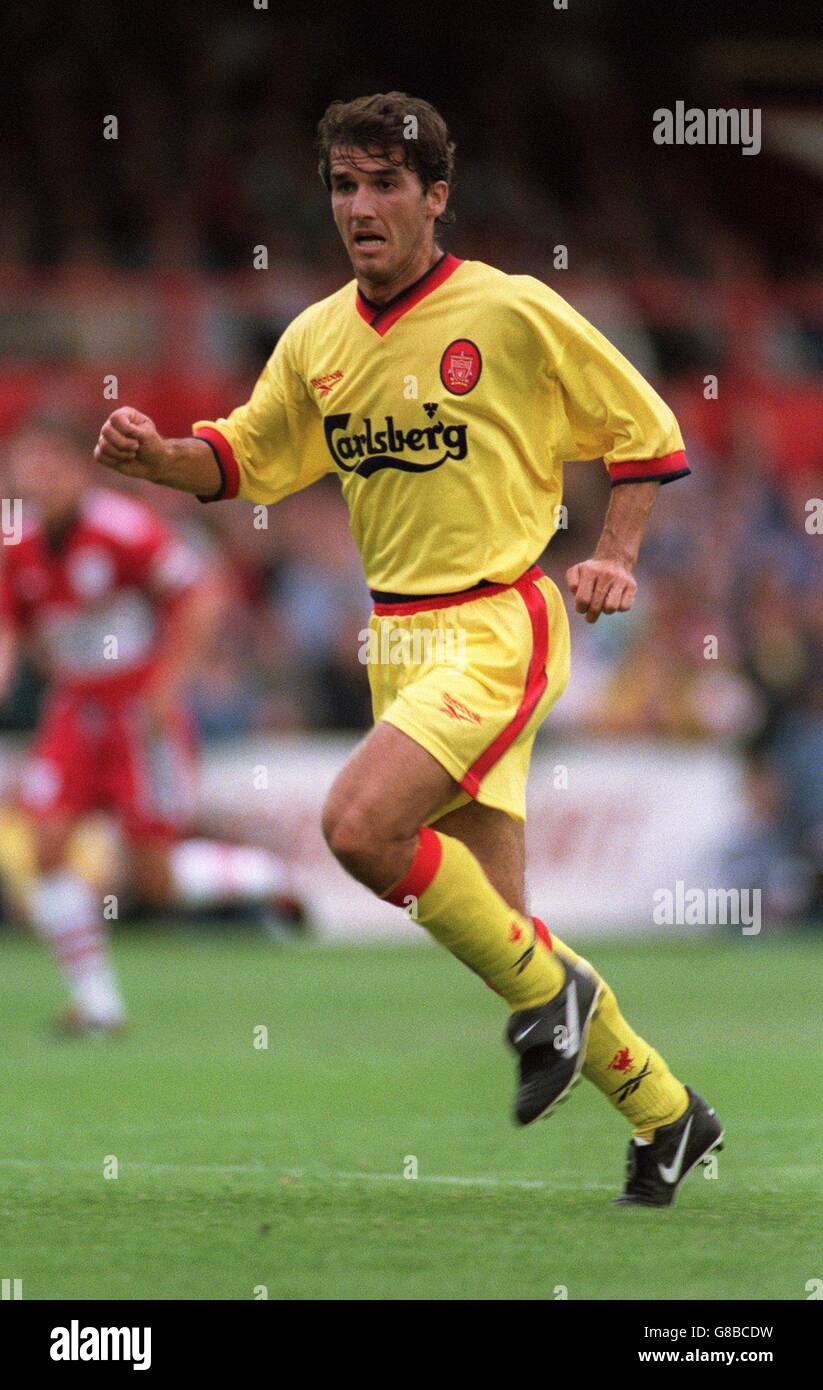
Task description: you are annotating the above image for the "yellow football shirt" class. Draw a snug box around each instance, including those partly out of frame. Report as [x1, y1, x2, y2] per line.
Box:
[194, 253, 688, 595]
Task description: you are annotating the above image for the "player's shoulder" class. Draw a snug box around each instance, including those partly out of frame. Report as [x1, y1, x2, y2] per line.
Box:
[452, 258, 514, 300]
[278, 283, 354, 344]
[460, 260, 574, 329]
[468, 260, 572, 314]
[80, 488, 169, 549]
[457, 261, 576, 359]
[262, 284, 353, 381]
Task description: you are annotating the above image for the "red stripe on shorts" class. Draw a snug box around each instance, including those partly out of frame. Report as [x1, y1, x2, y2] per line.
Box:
[382, 826, 443, 906]
[460, 571, 549, 799]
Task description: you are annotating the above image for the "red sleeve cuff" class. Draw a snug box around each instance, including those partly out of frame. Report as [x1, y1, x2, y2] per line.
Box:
[608, 449, 690, 487]
[192, 428, 241, 502]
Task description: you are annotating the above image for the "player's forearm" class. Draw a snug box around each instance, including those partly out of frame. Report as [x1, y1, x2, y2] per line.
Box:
[152, 439, 222, 497]
[95, 410, 222, 497]
[594, 480, 660, 571]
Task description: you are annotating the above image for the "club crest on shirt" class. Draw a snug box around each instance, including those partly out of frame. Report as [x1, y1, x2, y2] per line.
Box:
[439, 339, 482, 396]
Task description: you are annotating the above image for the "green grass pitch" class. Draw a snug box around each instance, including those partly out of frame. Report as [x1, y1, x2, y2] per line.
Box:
[1, 929, 820, 1300]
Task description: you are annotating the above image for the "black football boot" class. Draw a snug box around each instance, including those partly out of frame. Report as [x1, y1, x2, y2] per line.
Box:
[614, 1086, 724, 1207]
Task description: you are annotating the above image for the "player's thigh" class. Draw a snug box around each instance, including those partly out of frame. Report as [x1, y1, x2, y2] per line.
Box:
[433, 799, 526, 912]
[322, 719, 459, 850]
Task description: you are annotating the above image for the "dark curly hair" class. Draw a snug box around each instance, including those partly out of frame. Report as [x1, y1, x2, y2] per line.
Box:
[316, 92, 456, 224]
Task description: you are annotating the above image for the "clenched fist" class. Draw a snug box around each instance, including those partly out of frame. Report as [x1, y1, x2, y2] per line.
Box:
[566, 558, 637, 624]
[94, 408, 167, 480]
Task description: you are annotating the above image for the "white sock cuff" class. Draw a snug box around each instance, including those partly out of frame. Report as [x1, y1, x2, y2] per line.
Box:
[169, 839, 288, 907]
[28, 870, 99, 939]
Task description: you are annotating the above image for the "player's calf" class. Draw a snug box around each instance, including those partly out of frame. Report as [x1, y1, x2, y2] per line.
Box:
[506, 956, 603, 1125]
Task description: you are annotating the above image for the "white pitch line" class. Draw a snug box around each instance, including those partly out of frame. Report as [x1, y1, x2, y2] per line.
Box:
[0, 1156, 817, 1195]
[0, 1156, 599, 1190]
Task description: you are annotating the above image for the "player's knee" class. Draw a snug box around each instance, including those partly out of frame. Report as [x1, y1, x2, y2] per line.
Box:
[321, 798, 374, 867]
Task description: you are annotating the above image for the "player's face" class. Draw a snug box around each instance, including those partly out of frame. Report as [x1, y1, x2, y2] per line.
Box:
[329, 146, 448, 292]
[6, 430, 90, 530]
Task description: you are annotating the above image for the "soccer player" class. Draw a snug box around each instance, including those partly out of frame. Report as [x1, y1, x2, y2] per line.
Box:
[0, 419, 305, 1034]
[94, 93, 723, 1204]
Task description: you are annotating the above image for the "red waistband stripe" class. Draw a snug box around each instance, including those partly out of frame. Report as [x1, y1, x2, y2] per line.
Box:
[372, 564, 544, 616]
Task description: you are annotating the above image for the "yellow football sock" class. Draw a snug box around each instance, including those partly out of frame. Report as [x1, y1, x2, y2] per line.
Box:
[382, 827, 565, 1010]
[551, 934, 688, 1138]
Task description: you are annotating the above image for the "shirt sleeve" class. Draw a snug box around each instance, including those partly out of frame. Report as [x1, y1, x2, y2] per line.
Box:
[526, 280, 690, 486]
[192, 317, 334, 505]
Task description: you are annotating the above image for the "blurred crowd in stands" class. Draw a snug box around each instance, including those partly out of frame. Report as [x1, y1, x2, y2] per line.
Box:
[2, 4, 820, 283]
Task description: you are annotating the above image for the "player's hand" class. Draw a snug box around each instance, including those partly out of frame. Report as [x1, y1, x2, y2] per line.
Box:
[566, 558, 637, 624]
[94, 408, 167, 480]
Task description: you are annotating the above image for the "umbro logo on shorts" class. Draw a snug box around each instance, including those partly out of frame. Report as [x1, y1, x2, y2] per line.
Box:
[440, 693, 481, 724]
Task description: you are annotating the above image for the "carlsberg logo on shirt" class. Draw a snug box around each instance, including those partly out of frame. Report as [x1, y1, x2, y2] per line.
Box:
[323, 411, 468, 477]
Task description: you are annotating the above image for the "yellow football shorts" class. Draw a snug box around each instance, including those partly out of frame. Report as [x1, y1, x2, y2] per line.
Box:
[366, 564, 570, 823]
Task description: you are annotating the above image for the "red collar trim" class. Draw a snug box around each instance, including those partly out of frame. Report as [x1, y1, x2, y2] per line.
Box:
[355, 252, 463, 336]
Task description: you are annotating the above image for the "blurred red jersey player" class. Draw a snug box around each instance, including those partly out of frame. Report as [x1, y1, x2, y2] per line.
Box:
[0, 418, 303, 1033]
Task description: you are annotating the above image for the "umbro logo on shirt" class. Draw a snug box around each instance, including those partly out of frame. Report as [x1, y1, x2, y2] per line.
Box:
[310, 370, 344, 397]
